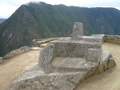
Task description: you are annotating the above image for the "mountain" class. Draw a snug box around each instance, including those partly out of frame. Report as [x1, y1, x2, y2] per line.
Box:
[0, 19, 6, 24]
[0, 2, 120, 56]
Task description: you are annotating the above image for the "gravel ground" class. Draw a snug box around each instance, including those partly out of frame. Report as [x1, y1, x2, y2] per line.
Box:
[75, 42, 120, 90]
[0, 50, 40, 90]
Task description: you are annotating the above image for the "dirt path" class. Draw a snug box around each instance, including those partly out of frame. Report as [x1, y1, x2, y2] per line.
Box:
[75, 42, 120, 90]
[0, 42, 120, 90]
[0, 49, 41, 90]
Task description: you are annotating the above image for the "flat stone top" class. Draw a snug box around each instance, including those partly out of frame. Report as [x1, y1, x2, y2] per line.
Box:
[54, 36, 102, 41]
[51, 40, 101, 45]
[51, 36, 102, 44]
[83, 36, 102, 39]
[12, 65, 87, 84]
[52, 57, 97, 70]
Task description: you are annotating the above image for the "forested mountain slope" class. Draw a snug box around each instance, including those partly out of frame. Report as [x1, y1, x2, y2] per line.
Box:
[0, 2, 120, 56]
[0, 19, 6, 24]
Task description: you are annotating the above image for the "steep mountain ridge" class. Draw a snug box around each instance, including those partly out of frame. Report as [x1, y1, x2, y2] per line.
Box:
[0, 19, 6, 24]
[0, 2, 120, 56]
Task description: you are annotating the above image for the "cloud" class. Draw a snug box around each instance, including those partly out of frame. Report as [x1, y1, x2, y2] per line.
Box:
[0, 1, 17, 18]
[0, 0, 40, 18]
[0, 0, 120, 18]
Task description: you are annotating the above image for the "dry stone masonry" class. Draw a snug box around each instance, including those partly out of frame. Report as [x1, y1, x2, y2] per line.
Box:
[3, 46, 31, 59]
[38, 22, 103, 73]
[9, 22, 116, 90]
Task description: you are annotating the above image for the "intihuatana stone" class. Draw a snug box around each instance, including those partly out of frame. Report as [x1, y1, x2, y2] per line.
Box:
[72, 22, 83, 40]
[38, 22, 103, 73]
[9, 22, 116, 90]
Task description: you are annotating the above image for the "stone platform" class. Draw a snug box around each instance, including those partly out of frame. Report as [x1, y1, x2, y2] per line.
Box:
[9, 22, 116, 90]
[9, 65, 88, 90]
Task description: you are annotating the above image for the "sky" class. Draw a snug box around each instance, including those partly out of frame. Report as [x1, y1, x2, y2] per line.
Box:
[0, 0, 120, 18]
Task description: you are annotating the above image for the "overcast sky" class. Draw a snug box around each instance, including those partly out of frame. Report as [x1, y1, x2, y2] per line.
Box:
[0, 0, 120, 18]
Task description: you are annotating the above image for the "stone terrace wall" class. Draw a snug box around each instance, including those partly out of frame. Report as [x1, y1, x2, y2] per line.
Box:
[103, 35, 120, 44]
[3, 46, 31, 59]
[92, 34, 120, 44]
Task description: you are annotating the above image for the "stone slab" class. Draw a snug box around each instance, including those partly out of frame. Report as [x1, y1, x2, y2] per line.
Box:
[9, 65, 87, 90]
[52, 57, 97, 72]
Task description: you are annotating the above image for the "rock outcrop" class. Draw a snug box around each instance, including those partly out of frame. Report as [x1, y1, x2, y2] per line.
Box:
[104, 35, 120, 44]
[0, 57, 3, 63]
[92, 34, 120, 44]
[9, 22, 116, 90]
[3, 46, 31, 59]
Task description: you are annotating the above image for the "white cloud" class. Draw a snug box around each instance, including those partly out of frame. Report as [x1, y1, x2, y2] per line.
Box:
[0, 0, 120, 18]
[0, 2, 17, 18]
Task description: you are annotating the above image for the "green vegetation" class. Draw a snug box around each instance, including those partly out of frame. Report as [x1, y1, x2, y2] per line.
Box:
[0, 19, 6, 24]
[0, 2, 120, 56]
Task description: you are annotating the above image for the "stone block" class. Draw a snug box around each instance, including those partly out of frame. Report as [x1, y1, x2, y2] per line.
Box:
[8, 65, 87, 90]
[38, 43, 55, 73]
[87, 48, 102, 63]
[54, 41, 86, 58]
[71, 22, 83, 40]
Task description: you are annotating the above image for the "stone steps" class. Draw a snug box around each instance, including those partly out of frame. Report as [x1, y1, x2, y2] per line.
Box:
[52, 57, 97, 72]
